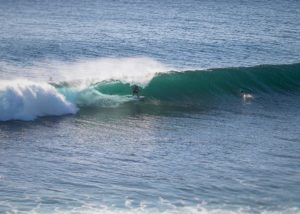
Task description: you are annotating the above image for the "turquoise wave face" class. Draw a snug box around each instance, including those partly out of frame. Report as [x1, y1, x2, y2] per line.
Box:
[144, 63, 300, 99]
[55, 63, 300, 106]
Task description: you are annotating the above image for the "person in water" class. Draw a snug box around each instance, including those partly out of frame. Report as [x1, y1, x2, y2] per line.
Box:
[240, 89, 254, 100]
[132, 85, 140, 98]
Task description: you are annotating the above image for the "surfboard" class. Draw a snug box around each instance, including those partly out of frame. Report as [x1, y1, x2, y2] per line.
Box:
[127, 95, 145, 101]
[133, 96, 145, 101]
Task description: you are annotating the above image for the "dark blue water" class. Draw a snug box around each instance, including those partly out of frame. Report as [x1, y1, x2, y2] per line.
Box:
[0, 0, 300, 213]
[1, 0, 299, 69]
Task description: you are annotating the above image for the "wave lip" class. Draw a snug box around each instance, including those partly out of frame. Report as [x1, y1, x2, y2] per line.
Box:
[0, 80, 78, 121]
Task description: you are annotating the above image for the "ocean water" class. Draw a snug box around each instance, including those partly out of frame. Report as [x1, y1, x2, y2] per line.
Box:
[0, 0, 300, 213]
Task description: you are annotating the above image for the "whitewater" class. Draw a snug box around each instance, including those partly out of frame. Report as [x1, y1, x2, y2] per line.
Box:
[0, 0, 300, 213]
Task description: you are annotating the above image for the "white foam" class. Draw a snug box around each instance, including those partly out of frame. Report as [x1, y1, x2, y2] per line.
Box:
[0, 80, 78, 121]
[26, 204, 300, 214]
[2, 57, 173, 87]
[54, 57, 172, 89]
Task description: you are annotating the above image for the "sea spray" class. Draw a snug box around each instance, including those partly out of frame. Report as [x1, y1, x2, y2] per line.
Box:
[3, 57, 172, 86]
[55, 57, 172, 86]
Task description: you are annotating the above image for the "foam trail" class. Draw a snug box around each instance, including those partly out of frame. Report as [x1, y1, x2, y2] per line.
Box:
[0, 80, 78, 121]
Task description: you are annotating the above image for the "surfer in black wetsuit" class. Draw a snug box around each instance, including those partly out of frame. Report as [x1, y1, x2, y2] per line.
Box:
[132, 85, 140, 98]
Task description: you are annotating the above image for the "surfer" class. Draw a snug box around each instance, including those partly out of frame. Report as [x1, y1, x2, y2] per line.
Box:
[132, 85, 140, 98]
[240, 90, 254, 101]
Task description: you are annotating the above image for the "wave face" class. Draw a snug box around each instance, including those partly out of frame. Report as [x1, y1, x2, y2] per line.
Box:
[0, 80, 78, 121]
[89, 63, 300, 101]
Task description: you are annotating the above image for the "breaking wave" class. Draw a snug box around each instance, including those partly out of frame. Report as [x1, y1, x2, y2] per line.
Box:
[0, 80, 78, 121]
[0, 62, 299, 121]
